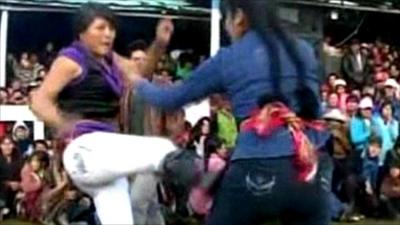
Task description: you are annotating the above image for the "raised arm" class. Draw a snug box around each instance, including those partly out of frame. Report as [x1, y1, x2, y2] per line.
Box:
[116, 19, 173, 82]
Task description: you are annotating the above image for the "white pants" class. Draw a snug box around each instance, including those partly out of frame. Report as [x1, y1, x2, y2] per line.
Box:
[63, 132, 176, 225]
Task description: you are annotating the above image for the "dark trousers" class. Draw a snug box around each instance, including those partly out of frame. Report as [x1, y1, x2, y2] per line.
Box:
[205, 152, 333, 225]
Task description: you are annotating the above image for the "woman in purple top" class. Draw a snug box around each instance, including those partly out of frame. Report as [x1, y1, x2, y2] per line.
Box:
[30, 3, 176, 225]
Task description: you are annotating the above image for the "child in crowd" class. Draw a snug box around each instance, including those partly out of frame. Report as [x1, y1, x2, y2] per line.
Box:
[19, 151, 50, 222]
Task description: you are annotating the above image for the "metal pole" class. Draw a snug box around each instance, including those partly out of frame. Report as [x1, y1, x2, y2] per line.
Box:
[0, 10, 8, 87]
[210, 0, 221, 56]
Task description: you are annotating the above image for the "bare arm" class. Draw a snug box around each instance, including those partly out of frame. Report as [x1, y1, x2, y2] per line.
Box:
[29, 56, 81, 129]
[117, 19, 173, 82]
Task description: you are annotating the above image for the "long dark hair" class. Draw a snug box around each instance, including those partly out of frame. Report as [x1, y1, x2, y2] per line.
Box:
[221, 0, 319, 119]
[0, 135, 21, 162]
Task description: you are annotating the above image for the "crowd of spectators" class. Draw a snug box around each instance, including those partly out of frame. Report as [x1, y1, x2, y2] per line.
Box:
[322, 38, 400, 222]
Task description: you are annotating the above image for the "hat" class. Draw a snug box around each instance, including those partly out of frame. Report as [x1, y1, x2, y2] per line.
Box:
[323, 109, 347, 122]
[384, 78, 398, 89]
[334, 79, 347, 87]
[358, 97, 374, 109]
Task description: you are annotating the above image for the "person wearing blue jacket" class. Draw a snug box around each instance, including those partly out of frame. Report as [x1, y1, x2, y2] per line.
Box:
[130, 1, 332, 224]
[350, 97, 382, 174]
[373, 101, 399, 167]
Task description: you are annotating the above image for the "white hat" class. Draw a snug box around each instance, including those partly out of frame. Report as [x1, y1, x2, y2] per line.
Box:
[334, 79, 347, 87]
[323, 109, 347, 122]
[384, 78, 398, 89]
[358, 97, 374, 109]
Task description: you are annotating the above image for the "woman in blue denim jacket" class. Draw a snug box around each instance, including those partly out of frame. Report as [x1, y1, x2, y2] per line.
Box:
[133, 0, 332, 224]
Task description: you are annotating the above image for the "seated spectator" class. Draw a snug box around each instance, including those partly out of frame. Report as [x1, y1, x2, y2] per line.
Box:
[33, 140, 48, 153]
[0, 88, 8, 105]
[12, 122, 33, 156]
[381, 166, 400, 219]
[19, 151, 50, 222]
[8, 90, 28, 105]
[7, 80, 23, 94]
[0, 136, 23, 217]
[362, 136, 382, 194]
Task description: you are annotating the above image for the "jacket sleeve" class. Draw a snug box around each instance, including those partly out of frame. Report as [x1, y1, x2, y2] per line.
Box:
[350, 119, 371, 146]
[135, 49, 227, 110]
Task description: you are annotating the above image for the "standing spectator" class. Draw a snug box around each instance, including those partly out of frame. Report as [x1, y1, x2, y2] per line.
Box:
[335, 79, 349, 111]
[321, 86, 329, 113]
[0, 136, 23, 216]
[20, 151, 50, 222]
[8, 80, 22, 94]
[342, 39, 369, 89]
[12, 122, 33, 156]
[346, 95, 359, 119]
[327, 73, 338, 92]
[383, 79, 400, 121]
[189, 117, 212, 158]
[323, 109, 352, 195]
[327, 92, 340, 112]
[40, 42, 57, 69]
[374, 102, 399, 175]
[189, 137, 229, 216]
[350, 97, 380, 174]
[389, 64, 400, 79]
[213, 95, 238, 149]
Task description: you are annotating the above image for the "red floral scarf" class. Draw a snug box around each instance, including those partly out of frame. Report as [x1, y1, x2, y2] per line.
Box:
[241, 102, 326, 182]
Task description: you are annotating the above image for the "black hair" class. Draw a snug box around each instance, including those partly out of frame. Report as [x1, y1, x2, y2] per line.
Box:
[221, 0, 319, 119]
[128, 40, 148, 55]
[74, 2, 117, 38]
[381, 100, 395, 115]
[0, 135, 21, 162]
[34, 139, 49, 150]
[369, 135, 382, 148]
[29, 151, 50, 169]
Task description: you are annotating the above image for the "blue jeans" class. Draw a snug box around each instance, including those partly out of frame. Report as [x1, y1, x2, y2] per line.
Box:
[205, 152, 333, 225]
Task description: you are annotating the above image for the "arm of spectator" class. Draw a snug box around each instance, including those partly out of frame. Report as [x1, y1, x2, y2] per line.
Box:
[20, 165, 42, 193]
[134, 49, 225, 110]
[29, 56, 81, 129]
[350, 119, 371, 146]
[115, 19, 173, 81]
